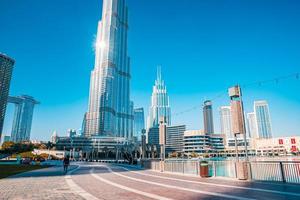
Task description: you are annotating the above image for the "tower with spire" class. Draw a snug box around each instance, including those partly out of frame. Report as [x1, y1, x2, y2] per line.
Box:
[84, 0, 133, 139]
[147, 66, 171, 130]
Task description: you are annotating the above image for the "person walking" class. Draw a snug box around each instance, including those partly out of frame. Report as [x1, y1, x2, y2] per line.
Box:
[63, 155, 70, 173]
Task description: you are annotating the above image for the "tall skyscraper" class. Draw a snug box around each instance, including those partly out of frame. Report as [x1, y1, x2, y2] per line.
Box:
[84, 0, 133, 138]
[254, 100, 273, 138]
[0, 53, 14, 143]
[8, 95, 39, 142]
[219, 106, 233, 138]
[203, 100, 214, 134]
[147, 67, 171, 129]
[246, 112, 257, 138]
[133, 107, 145, 142]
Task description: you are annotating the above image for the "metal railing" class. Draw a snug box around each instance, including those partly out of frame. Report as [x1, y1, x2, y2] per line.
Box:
[250, 161, 300, 184]
[164, 159, 199, 175]
[142, 159, 300, 184]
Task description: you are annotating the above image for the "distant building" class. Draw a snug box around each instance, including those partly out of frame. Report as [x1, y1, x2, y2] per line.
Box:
[55, 136, 130, 160]
[67, 129, 77, 138]
[247, 112, 257, 138]
[0, 53, 14, 143]
[224, 135, 300, 157]
[147, 67, 171, 129]
[51, 131, 58, 144]
[255, 136, 300, 156]
[133, 108, 145, 142]
[166, 125, 186, 154]
[129, 101, 134, 140]
[0, 135, 11, 145]
[183, 130, 224, 155]
[147, 127, 159, 147]
[203, 100, 214, 134]
[219, 106, 233, 138]
[3, 135, 11, 142]
[254, 100, 272, 138]
[224, 137, 254, 157]
[8, 95, 39, 143]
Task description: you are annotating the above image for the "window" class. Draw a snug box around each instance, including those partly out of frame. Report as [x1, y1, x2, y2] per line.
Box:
[291, 138, 296, 144]
[278, 139, 283, 145]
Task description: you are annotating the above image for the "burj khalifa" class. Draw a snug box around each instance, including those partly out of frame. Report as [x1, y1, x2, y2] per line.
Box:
[84, 0, 133, 139]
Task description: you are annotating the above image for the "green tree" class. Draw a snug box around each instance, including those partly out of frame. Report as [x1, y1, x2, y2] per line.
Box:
[1, 141, 15, 153]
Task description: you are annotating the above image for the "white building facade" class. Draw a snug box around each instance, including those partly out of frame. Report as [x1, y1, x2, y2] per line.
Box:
[219, 106, 233, 138]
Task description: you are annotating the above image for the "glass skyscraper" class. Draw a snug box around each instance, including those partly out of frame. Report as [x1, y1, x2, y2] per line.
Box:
[219, 106, 233, 138]
[203, 100, 214, 134]
[147, 67, 171, 129]
[0, 53, 14, 143]
[84, 0, 133, 138]
[247, 112, 257, 138]
[8, 95, 39, 142]
[254, 100, 273, 138]
[133, 107, 145, 142]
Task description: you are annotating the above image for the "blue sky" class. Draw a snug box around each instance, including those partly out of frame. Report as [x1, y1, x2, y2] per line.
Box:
[1, 0, 299, 140]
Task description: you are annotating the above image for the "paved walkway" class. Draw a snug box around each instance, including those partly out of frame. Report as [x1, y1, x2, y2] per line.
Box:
[0, 165, 84, 200]
[1, 162, 300, 200]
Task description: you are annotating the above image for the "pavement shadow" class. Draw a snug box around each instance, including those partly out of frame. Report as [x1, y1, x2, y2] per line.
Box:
[2, 162, 144, 179]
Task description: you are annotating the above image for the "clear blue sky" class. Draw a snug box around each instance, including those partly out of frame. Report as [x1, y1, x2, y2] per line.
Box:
[1, 0, 299, 141]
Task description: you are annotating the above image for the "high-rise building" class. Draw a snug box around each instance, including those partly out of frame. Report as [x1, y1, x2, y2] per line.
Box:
[147, 127, 159, 146]
[254, 100, 272, 138]
[166, 125, 186, 154]
[219, 106, 233, 138]
[84, 0, 133, 138]
[0, 53, 14, 143]
[147, 67, 171, 129]
[8, 95, 39, 142]
[247, 112, 257, 138]
[133, 107, 145, 142]
[203, 100, 214, 134]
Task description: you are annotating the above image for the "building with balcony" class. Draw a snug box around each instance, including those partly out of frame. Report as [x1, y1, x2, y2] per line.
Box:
[183, 130, 225, 156]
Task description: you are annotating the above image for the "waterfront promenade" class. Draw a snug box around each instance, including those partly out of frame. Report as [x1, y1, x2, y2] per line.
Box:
[1, 162, 300, 200]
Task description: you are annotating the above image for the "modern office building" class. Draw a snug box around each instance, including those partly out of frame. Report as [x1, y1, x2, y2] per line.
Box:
[166, 125, 186, 154]
[84, 0, 133, 139]
[8, 95, 39, 142]
[203, 100, 214, 134]
[147, 127, 159, 146]
[0, 53, 14, 143]
[254, 100, 272, 138]
[219, 106, 233, 138]
[247, 112, 257, 138]
[183, 130, 224, 155]
[55, 136, 128, 154]
[147, 67, 171, 129]
[133, 107, 145, 142]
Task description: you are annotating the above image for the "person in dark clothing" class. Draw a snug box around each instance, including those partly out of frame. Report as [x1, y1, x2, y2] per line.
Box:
[63, 155, 70, 173]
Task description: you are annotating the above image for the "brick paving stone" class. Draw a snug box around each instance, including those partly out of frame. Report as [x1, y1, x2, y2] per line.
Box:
[0, 165, 84, 200]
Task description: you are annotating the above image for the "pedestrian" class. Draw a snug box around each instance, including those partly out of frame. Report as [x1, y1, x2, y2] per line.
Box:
[63, 155, 70, 173]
